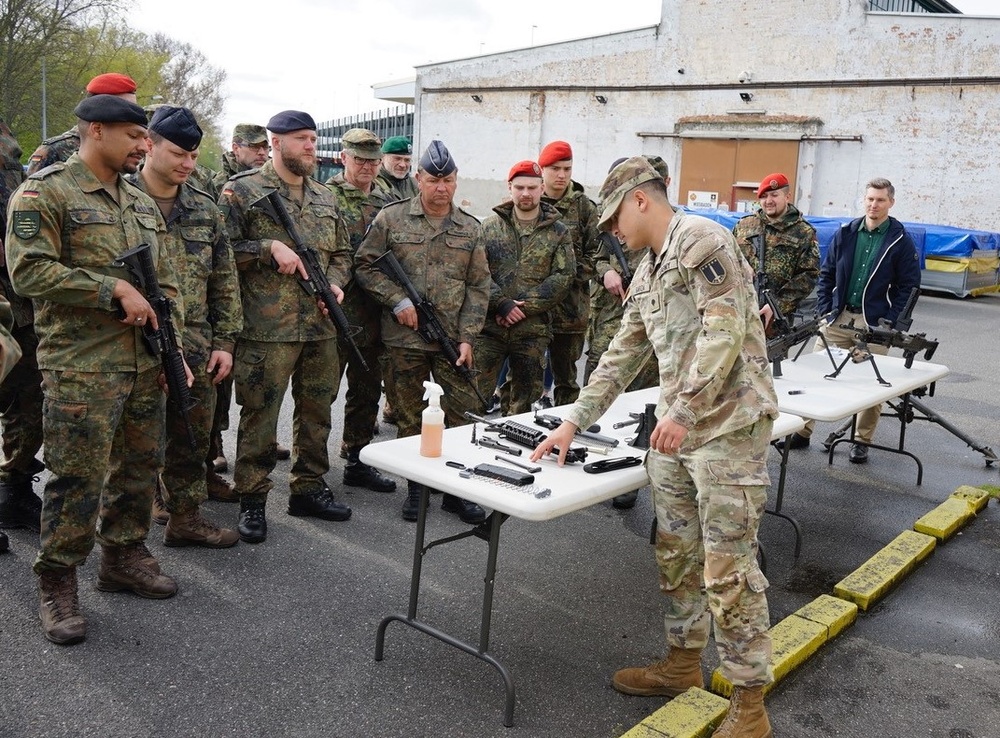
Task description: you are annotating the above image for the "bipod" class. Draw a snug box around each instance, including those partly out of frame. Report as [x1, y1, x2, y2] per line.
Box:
[825, 341, 891, 387]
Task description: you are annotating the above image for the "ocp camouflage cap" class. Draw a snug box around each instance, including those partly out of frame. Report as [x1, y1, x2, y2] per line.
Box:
[233, 123, 267, 145]
[341, 128, 382, 159]
[597, 156, 660, 231]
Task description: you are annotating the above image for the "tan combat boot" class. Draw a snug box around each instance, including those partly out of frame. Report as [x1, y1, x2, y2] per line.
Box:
[151, 478, 169, 526]
[711, 686, 772, 738]
[612, 647, 705, 697]
[97, 543, 177, 599]
[206, 470, 239, 503]
[38, 567, 87, 645]
[165, 508, 239, 548]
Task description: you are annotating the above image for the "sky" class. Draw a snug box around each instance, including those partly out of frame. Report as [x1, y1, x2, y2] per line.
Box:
[128, 0, 996, 140]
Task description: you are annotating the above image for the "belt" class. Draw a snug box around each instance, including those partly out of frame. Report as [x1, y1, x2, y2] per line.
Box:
[845, 304, 862, 313]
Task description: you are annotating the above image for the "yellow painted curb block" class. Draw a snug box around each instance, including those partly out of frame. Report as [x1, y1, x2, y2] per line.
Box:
[619, 688, 729, 738]
[794, 594, 858, 640]
[951, 485, 992, 513]
[914, 497, 975, 541]
[833, 530, 936, 611]
[711, 612, 827, 697]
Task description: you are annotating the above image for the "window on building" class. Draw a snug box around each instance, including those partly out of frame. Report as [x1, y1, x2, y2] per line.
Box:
[868, 0, 961, 11]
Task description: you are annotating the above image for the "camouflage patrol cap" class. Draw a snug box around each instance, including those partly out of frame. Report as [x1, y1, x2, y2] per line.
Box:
[419, 140, 457, 177]
[597, 156, 660, 231]
[645, 155, 669, 180]
[382, 136, 411, 155]
[233, 123, 267, 145]
[341, 128, 382, 159]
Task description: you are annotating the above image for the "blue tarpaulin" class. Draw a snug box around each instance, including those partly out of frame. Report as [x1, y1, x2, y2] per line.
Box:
[682, 208, 1000, 264]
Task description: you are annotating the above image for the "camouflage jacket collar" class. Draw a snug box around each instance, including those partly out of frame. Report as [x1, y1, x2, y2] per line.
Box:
[491, 199, 562, 230]
[542, 179, 586, 206]
[257, 160, 328, 206]
[757, 203, 805, 232]
[65, 153, 143, 206]
[221, 151, 242, 178]
[128, 171, 203, 226]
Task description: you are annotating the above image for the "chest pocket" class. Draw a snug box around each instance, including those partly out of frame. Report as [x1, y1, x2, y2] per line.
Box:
[305, 204, 341, 253]
[443, 230, 474, 281]
[66, 209, 119, 267]
[180, 225, 214, 256]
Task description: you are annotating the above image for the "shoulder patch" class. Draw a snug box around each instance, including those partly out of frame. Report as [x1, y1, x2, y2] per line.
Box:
[699, 257, 727, 285]
[185, 183, 214, 201]
[11, 211, 40, 239]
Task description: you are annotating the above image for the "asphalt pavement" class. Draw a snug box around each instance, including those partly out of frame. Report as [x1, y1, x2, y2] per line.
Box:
[1, 291, 998, 738]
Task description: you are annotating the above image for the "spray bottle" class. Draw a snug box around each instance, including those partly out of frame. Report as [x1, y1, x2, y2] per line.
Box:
[420, 381, 445, 458]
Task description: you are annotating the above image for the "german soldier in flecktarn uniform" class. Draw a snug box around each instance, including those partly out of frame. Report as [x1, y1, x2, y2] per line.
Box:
[131, 105, 242, 549]
[6, 94, 189, 645]
[324, 128, 397, 494]
[475, 159, 575, 416]
[219, 110, 354, 545]
[355, 140, 489, 525]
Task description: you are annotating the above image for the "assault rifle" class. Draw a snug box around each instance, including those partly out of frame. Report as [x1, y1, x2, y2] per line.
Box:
[765, 314, 829, 378]
[373, 249, 490, 411]
[252, 191, 368, 371]
[599, 232, 632, 290]
[113, 243, 196, 450]
[754, 233, 791, 337]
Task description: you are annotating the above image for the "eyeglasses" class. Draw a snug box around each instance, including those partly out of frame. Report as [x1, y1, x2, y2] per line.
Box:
[237, 142, 270, 153]
[355, 158, 381, 168]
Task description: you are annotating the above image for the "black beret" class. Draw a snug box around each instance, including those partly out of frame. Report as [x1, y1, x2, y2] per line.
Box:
[74, 95, 147, 126]
[267, 110, 316, 133]
[149, 105, 202, 151]
[419, 140, 457, 177]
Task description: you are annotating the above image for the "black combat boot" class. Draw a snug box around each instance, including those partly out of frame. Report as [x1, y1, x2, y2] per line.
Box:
[343, 448, 397, 493]
[238, 497, 268, 543]
[0, 530, 8, 553]
[402, 481, 424, 522]
[441, 493, 486, 524]
[287, 484, 352, 521]
[0, 468, 43, 533]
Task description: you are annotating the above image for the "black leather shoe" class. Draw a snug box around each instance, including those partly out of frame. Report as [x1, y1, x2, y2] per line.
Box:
[402, 482, 422, 522]
[237, 498, 267, 543]
[612, 489, 638, 510]
[849, 444, 869, 464]
[441, 494, 486, 524]
[344, 450, 397, 493]
[774, 433, 810, 451]
[0, 474, 43, 532]
[288, 486, 352, 521]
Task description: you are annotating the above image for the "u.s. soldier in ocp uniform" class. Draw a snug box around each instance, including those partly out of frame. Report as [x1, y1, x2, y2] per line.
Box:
[219, 110, 354, 544]
[355, 140, 489, 524]
[475, 159, 574, 416]
[130, 105, 242, 549]
[533, 158, 779, 738]
[6, 95, 188, 645]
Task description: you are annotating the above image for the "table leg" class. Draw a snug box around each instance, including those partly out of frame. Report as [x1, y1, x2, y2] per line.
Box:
[374, 494, 517, 727]
[765, 435, 803, 558]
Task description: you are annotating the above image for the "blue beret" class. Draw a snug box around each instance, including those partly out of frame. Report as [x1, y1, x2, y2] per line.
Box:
[74, 95, 147, 126]
[149, 105, 202, 151]
[267, 110, 316, 134]
[419, 140, 457, 177]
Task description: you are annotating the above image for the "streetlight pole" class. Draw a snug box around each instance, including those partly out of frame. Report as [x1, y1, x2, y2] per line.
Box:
[41, 56, 47, 139]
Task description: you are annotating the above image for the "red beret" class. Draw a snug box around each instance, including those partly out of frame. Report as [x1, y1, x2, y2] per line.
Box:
[757, 172, 789, 198]
[86, 73, 137, 95]
[538, 140, 573, 168]
[508, 159, 542, 182]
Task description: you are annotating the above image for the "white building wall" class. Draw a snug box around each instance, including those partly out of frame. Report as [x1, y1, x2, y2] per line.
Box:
[414, 0, 1000, 230]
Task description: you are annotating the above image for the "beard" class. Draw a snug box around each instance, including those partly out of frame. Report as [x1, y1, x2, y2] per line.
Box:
[283, 151, 315, 178]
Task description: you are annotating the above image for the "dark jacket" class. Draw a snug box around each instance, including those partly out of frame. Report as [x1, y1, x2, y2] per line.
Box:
[816, 215, 921, 328]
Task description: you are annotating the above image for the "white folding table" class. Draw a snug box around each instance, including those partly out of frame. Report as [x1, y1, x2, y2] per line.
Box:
[361, 390, 803, 726]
